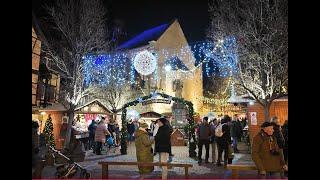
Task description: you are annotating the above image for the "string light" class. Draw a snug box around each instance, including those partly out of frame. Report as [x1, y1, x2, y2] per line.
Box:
[83, 37, 239, 87]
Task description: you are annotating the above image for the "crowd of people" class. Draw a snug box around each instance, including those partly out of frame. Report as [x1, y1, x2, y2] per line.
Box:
[195, 114, 288, 178]
[33, 113, 288, 179]
[87, 117, 120, 155]
[195, 114, 247, 166]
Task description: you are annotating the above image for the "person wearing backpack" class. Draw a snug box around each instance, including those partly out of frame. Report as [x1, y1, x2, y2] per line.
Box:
[197, 117, 211, 165]
[215, 115, 232, 166]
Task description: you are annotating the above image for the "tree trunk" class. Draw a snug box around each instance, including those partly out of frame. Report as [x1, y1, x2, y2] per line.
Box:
[263, 103, 271, 122]
[112, 112, 117, 123]
[63, 107, 75, 150]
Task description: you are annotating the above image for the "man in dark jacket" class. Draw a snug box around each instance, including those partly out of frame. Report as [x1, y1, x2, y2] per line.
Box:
[155, 117, 171, 179]
[197, 117, 211, 164]
[216, 115, 232, 166]
[88, 120, 97, 151]
[166, 118, 174, 161]
[127, 120, 135, 143]
[231, 116, 242, 153]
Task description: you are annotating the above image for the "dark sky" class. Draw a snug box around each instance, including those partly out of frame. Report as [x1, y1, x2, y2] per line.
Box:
[33, 0, 210, 44]
[106, 0, 210, 43]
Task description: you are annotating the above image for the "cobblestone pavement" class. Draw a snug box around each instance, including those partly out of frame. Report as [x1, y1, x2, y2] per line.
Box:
[41, 142, 275, 179]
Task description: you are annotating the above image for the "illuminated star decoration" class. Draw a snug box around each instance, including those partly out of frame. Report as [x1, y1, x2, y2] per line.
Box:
[151, 91, 158, 99]
[137, 97, 143, 103]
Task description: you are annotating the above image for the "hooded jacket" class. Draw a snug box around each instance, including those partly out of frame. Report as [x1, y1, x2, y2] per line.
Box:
[135, 129, 154, 174]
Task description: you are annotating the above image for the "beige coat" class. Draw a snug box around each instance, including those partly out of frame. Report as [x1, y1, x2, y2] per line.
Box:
[135, 128, 154, 174]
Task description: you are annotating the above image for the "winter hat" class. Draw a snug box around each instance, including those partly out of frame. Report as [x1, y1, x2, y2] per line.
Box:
[261, 122, 273, 128]
[157, 117, 167, 125]
[139, 122, 149, 129]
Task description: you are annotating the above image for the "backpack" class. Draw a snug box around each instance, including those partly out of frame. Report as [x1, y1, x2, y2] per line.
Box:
[215, 123, 225, 137]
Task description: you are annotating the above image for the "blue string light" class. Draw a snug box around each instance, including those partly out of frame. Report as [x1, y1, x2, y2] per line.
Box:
[83, 36, 239, 87]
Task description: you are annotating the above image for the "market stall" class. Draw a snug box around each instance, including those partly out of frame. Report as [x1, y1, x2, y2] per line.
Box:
[74, 100, 112, 150]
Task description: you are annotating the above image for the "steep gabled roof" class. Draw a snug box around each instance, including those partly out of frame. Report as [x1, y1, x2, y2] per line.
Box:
[116, 23, 170, 50]
[75, 99, 111, 114]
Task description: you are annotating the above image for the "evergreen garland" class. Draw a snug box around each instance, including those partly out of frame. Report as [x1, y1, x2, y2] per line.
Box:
[43, 117, 55, 148]
[120, 108, 127, 154]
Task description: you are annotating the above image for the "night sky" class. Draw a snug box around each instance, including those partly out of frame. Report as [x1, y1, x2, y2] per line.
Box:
[106, 0, 210, 43]
[33, 0, 210, 44]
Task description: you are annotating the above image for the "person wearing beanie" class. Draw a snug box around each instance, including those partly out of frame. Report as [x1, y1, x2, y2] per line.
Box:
[252, 122, 287, 178]
[135, 121, 154, 179]
[155, 117, 171, 179]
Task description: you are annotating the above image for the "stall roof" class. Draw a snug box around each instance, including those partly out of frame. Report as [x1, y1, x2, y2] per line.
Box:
[75, 99, 111, 114]
[140, 111, 162, 118]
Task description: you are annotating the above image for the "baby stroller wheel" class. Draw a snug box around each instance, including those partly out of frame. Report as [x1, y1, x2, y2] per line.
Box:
[81, 169, 91, 179]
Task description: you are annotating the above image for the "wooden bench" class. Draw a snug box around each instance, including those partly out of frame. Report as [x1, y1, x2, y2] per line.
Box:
[98, 161, 193, 179]
[226, 164, 257, 178]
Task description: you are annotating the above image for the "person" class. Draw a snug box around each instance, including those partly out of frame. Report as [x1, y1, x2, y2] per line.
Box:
[152, 120, 159, 156]
[154, 117, 171, 180]
[281, 120, 288, 177]
[241, 117, 247, 130]
[150, 119, 157, 136]
[32, 121, 40, 175]
[115, 123, 120, 146]
[197, 116, 211, 164]
[127, 120, 135, 143]
[230, 115, 242, 153]
[94, 117, 110, 155]
[216, 115, 232, 167]
[209, 118, 218, 164]
[270, 117, 285, 150]
[252, 122, 287, 178]
[166, 118, 174, 160]
[88, 120, 97, 151]
[135, 121, 154, 179]
[108, 121, 117, 146]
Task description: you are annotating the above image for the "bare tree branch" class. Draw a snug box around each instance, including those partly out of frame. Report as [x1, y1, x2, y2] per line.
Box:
[208, 0, 288, 110]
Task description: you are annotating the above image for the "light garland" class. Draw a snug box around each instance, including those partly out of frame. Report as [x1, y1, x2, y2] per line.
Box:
[83, 37, 239, 87]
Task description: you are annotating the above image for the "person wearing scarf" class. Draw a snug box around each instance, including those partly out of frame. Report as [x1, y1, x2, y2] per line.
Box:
[252, 122, 287, 178]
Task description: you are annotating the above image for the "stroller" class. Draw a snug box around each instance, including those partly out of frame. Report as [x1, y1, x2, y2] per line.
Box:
[49, 146, 91, 179]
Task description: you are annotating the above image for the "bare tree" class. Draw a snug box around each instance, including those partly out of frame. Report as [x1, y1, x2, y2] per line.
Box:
[88, 84, 124, 122]
[208, 0, 288, 121]
[41, 0, 111, 149]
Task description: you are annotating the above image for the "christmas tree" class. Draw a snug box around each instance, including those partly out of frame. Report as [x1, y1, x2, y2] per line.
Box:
[43, 116, 55, 148]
